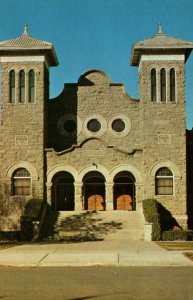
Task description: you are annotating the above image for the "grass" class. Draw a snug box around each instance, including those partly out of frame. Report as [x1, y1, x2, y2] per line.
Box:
[156, 241, 193, 250]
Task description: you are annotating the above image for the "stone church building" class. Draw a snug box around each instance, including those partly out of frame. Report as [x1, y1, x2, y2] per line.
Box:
[0, 25, 193, 238]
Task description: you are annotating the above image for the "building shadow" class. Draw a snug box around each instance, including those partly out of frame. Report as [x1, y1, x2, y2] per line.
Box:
[156, 201, 181, 231]
[58, 211, 123, 242]
[47, 84, 78, 152]
[39, 204, 59, 240]
[41, 209, 122, 242]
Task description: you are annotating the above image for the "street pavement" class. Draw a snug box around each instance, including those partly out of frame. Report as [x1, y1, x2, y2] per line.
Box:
[0, 240, 193, 267]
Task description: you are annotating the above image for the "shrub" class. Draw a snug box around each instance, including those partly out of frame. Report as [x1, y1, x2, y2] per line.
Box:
[142, 199, 161, 241]
[0, 231, 21, 242]
[23, 198, 44, 220]
[162, 230, 193, 241]
[21, 198, 44, 241]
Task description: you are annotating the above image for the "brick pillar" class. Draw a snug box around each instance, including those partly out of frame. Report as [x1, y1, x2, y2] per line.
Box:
[105, 182, 114, 210]
[46, 183, 52, 206]
[74, 182, 83, 211]
[135, 183, 143, 211]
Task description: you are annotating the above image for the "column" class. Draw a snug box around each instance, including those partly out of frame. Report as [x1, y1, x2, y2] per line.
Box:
[135, 183, 143, 211]
[105, 182, 114, 210]
[46, 183, 52, 206]
[74, 181, 83, 211]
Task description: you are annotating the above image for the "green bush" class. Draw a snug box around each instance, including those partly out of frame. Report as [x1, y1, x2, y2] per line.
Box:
[23, 198, 44, 220]
[0, 231, 21, 242]
[162, 230, 193, 241]
[20, 198, 44, 241]
[142, 198, 161, 241]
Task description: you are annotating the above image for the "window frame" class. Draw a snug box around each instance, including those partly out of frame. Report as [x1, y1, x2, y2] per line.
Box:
[151, 68, 157, 102]
[9, 70, 15, 103]
[19, 70, 25, 103]
[12, 168, 31, 196]
[28, 69, 35, 103]
[155, 167, 174, 196]
[112, 118, 125, 132]
[170, 68, 176, 102]
[160, 68, 166, 102]
[87, 118, 101, 133]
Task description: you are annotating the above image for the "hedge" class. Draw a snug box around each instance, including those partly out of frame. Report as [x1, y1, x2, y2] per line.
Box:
[142, 198, 161, 241]
[162, 230, 193, 241]
[142, 198, 193, 241]
[23, 198, 44, 220]
[20, 198, 44, 241]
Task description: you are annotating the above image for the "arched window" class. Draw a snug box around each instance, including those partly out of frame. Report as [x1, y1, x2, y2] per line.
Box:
[160, 69, 166, 102]
[155, 167, 173, 195]
[29, 70, 35, 102]
[151, 69, 157, 101]
[12, 168, 31, 195]
[19, 70, 25, 102]
[170, 68, 176, 102]
[9, 70, 15, 103]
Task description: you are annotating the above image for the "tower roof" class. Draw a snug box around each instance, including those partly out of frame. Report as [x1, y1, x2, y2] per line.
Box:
[130, 24, 193, 66]
[0, 25, 58, 66]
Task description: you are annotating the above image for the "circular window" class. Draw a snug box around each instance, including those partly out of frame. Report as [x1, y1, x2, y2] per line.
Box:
[108, 114, 131, 138]
[83, 114, 106, 137]
[57, 114, 82, 136]
[63, 120, 76, 133]
[87, 119, 101, 133]
[112, 119, 125, 132]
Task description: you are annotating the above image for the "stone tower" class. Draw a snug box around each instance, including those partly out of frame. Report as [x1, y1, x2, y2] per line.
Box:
[131, 24, 193, 228]
[0, 26, 58, 230]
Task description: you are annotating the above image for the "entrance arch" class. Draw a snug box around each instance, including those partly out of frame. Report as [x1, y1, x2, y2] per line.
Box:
[51, 171, 75, 211]
[83, 171, 105, 211]
[113, 171, 135, 210]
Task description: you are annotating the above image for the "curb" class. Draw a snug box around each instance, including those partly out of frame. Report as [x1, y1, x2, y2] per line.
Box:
[0, 250, 193, 267]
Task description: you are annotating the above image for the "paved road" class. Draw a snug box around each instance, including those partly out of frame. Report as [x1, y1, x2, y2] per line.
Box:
[0, 266, 193, 300]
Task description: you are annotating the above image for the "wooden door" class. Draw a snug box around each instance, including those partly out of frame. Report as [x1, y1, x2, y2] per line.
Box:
[56, 183, 74, 211]
[88, 194, 104, 211]
[116, 194, 132, 210]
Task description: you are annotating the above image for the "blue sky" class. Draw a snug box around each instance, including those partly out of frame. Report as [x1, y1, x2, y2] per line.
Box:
[1, 0, 193, 128]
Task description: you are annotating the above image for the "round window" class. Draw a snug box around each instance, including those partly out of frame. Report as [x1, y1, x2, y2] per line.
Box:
[87, 119, 101, 133]
[112, 119, 125, 132]
[63, 120, 76, 133]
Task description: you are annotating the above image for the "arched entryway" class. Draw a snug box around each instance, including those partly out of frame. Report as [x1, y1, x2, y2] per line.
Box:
[83, 171, 105, 211]
[113, 171, 135, 210]
[51, 171, 75, 211]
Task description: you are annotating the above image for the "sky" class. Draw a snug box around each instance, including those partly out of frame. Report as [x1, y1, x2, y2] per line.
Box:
[0, 0, 193, 128]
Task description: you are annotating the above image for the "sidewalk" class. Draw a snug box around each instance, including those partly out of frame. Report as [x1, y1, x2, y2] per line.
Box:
[0, 240, 193, 267]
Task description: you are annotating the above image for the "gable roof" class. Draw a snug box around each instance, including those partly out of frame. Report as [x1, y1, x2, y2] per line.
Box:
[131, 24, 193, 66]
[0, 25, 58, 66]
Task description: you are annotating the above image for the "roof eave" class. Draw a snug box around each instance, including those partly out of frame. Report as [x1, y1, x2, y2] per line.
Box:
[0, 46, 59, 66]
[130, 45, 193, 66]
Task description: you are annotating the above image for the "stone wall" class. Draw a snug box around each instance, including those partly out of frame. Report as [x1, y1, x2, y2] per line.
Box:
[46, 70, 143, 211]
[139, 60, 187, 227]
[0, 60, 47, 223]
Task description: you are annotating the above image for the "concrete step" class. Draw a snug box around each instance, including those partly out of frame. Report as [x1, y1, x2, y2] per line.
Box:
[57, 231, 144, 241]
[51, 210, 145, 241]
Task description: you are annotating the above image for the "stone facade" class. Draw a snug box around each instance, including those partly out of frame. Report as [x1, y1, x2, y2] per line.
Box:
[0, 25, 193, 232]
[139, 60, 187, 224]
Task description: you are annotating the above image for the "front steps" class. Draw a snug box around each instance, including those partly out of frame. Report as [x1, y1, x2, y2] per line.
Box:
[47, 210, 145, 241]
